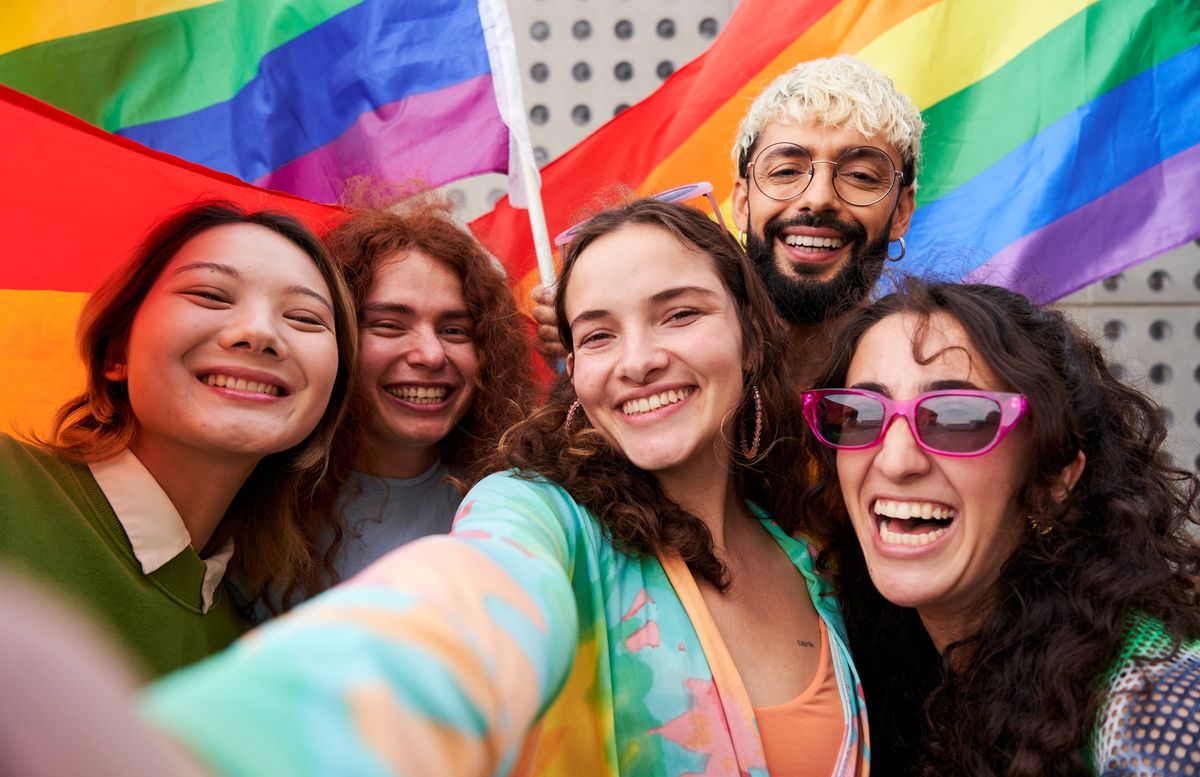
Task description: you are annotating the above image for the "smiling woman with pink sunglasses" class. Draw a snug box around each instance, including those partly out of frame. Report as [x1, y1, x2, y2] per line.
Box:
[799, 279, 1200, 776]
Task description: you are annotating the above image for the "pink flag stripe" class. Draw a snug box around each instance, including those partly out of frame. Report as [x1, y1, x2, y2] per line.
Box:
[254, 74, 508, 203]
[964, 143, 1200, 302]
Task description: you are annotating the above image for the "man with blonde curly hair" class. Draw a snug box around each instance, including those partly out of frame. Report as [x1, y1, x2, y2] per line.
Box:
[731, 56, 923, 377]
[534, 56, 923, 383]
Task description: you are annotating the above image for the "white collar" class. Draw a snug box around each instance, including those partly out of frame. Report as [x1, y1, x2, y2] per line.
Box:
[88, 448, 234, 612]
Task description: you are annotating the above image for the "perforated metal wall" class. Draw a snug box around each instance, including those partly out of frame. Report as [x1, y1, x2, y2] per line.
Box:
[445, 0, 1199, 474]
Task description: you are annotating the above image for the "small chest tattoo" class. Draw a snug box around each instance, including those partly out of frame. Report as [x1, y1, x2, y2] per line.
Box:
[796, 639, 816, 648]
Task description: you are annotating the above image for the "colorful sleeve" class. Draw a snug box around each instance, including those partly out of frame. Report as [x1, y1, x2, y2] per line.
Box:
[142, 472, 583, 777]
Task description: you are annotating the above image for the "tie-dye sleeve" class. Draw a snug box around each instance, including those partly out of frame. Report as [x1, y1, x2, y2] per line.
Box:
[142, 472, 584, 777]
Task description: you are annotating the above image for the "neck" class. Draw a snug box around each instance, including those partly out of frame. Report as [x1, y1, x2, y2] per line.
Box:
[354, 438, 439, 479]
[786, 305, 868, 387]
[918, 602, 988, 658]
[656, 463, 748, 553]
[127, 439, 256, 554]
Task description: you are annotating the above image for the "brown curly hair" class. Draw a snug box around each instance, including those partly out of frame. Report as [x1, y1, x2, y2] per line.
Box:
[40, 200, 359, 614]
[282, 184, 536, 606]
[798, 278, 1200, 776]
[493, 198, 808, 589]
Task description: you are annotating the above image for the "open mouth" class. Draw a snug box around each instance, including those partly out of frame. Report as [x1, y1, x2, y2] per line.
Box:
[873, 498, 956, 546]
[200, 373, 287, 397]
[385, 384, 451, 405]
[782, 234, 847, 253]
[620, 387, 694, 416]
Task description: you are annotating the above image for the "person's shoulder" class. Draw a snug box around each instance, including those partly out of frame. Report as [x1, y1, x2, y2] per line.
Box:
[0, 434, 69, 474]
[1094, 615, 1200, 775]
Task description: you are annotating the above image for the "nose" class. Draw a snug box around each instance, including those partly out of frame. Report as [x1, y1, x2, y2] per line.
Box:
[793, 159, 841, 215]
[617, 330, 668, 386]
[219, 302, 285, 358]
[404, 327, 449, 370]
[871, 414, 931, 481]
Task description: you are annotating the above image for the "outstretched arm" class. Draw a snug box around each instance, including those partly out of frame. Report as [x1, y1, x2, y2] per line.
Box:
[144, 473, 583, 777]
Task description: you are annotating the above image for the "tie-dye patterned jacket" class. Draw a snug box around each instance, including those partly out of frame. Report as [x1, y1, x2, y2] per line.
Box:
[145, 472, 869, 776]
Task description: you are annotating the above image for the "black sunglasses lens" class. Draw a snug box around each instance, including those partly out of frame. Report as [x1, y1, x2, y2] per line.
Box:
[817, 393, 884, 447]
[916, 395, 1004, 453]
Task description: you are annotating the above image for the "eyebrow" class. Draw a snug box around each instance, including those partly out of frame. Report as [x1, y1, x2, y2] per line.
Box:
[173, 261, 333, 313]
[569, 285, 720, 330]
[848, 378, 982, 397]
[361, 302, 472, 321]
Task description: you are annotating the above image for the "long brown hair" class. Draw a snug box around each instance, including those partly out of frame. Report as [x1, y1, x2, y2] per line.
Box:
[799, 278, 1200, 775]
[42, 200, 358, 610]
[495, 198, 807, 589]
[294, 185, 536, 601]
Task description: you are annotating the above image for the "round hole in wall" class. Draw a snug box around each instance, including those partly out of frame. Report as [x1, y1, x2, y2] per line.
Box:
[656, 60, 676, 80]
[1147, 270, 1172, 292]
[1101, 273, 1124, 292]
[1102, 320, 1125, 341]
[530, 20, 550, 41]
[572, 19, 591, 40]
[571, 104, 592, 125]
[614, 103, 629, 116]
[1159, 406, 1175, 427]
[614, 19, 634, 39]
[614, 61, 633, 81]
[572, 62, 592, 82]
[1149, 320, 1173, 341]
[530, 62, 549, 83]
[1110, 362, 1127, 380]
[699, 17, 720, 38]
[533, 146, 549, 167]
[529, 104, 549, 125]
[657, 18, 676, 38]
[1148, 363, 1172, 385]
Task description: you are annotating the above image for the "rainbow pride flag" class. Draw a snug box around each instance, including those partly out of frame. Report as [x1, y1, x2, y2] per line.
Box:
[470, 0, 1200, 312]
[0, 86, 341, 436]
[0, 0, 527, 203]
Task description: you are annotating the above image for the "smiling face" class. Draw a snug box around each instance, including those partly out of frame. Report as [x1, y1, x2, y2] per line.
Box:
[355, 249, 480, 477]
[121, 223, 340, 474]
[564, 223, 746, 484]
[836, 311, 1030, 648]
[732, 120, 915, 325]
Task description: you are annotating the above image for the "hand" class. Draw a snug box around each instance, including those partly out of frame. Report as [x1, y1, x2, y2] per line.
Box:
[531, 285, 566, 365]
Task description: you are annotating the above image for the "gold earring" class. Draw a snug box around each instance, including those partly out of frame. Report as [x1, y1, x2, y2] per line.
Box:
[1028, 514, 1052, 535]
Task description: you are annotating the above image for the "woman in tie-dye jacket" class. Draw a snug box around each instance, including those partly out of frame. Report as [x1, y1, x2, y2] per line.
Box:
[145, 198, 869, 776]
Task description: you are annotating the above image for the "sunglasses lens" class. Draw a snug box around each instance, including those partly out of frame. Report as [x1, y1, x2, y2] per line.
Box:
[916, 395, 1004, 453]
[814, 393, 885, 447]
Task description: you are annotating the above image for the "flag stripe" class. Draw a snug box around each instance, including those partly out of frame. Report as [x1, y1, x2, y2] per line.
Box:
[0, 0, 218, 57]
[857, 0, 1097, 111]
[965, 143, 1200, 301]
[0, 85, 341, 292]
[917, 0, 1199, 204]
[0, 0, 359, 130]
[905, 45, 1200, 273]
[115, 0, 492, 184]
[253, 74, 508, 203]
[0, 290, 88, 436]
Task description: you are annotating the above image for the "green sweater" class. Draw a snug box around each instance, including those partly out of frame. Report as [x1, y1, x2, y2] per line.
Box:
[0, 435, 247, 678]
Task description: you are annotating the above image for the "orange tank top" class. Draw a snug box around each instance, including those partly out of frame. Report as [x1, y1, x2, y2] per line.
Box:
[753, 618, 846, 776]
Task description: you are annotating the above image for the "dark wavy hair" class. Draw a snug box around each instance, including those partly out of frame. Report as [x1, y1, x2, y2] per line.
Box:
[798, 278, 1200, 776]
[286, 185, 536, 604]
[41, 200, 358, 610]
[493, 198, 806, 589]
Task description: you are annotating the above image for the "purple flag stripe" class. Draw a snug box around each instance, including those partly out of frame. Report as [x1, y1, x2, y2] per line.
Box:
[255, 74, 507, 203]
[964, 143, 1200, 303]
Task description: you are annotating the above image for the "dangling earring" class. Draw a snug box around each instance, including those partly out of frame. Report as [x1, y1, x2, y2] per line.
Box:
[1028, 514, 1052, 535]
[738, 230, 748, 249]
[563, 399, 582, 431]
[887, 236, 906, 262]
[739, 385, 763, 459]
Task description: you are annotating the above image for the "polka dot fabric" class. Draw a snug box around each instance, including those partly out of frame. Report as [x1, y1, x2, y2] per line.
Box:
[1095, 614, 1200, 776]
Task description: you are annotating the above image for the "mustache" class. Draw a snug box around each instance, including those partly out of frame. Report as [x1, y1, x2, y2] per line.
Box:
[763, 213, 867, 244]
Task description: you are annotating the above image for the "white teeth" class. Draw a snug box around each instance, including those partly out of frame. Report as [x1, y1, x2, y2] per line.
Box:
[621, 388, 693, 416]
[879, 521, 950, 546]
[386, 385, 448, 404]
[872, 499, 956, 521]
[783, 234, 846, 250]
[203, 374, 282, 396]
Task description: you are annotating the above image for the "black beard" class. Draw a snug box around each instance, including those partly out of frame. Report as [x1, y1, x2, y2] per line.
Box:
[746, 213, 890, 326]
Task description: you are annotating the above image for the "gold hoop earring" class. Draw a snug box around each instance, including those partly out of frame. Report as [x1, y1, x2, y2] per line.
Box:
[1028, 514, 1052, 535]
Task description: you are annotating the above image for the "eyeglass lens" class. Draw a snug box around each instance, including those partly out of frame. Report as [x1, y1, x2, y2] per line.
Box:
[813, 393, 1005, 454]
[752, 144, 898, 206]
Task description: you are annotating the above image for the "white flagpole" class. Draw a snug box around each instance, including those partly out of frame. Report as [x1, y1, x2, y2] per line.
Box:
[478, 0, 556, 290]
